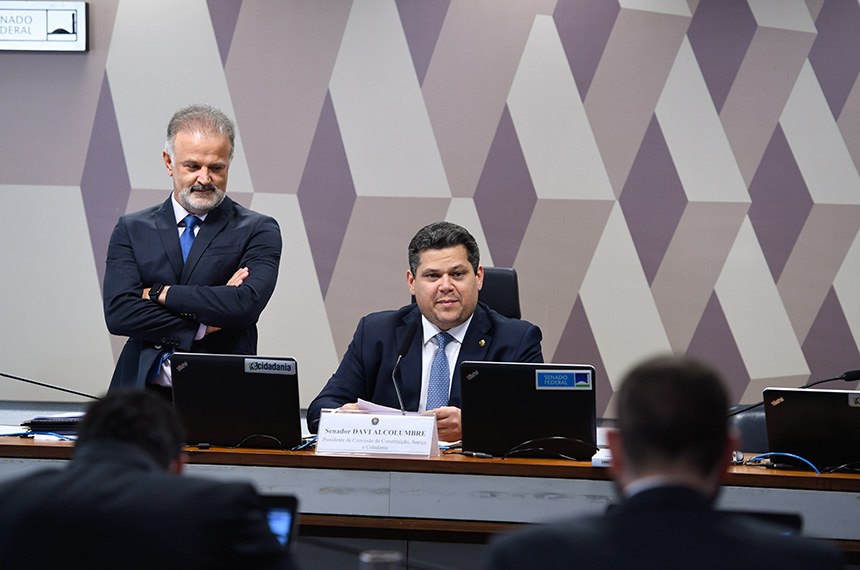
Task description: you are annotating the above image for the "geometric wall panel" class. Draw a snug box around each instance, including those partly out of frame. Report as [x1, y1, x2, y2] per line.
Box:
[2, 1, 860, 411]
[716, 219, 809, 388]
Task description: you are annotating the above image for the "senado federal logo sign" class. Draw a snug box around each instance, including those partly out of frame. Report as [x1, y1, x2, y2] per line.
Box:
[535, 369, 592, 390]
[0, 2, 87, 52]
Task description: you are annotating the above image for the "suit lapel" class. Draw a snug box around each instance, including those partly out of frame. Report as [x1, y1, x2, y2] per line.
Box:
[397, 308, 424, 410]
[458, 304, 493, 365]
[453, 305, 493, 406]
[180, 197, 234, 283]
[155, 198, 184, 281]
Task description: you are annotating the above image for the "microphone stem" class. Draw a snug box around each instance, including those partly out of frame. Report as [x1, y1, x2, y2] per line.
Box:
[0, 372, 100, 400]
[802, 377, 841, 389]
[391, 356, 406, 415]
[727, 373, 846, 417]
[727, 400, 763, 417]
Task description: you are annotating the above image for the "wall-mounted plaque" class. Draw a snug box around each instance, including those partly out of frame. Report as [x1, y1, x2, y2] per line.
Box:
[0, 2, 87, 52]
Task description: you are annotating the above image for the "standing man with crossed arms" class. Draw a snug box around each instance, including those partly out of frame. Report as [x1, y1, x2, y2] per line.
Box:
[103, 104, 282, 396]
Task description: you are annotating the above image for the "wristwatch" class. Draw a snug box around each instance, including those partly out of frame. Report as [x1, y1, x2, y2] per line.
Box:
[149, 283, 165, 303]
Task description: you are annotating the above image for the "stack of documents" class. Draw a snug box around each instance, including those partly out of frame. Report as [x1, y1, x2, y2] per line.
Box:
[21, 412, 84, 436]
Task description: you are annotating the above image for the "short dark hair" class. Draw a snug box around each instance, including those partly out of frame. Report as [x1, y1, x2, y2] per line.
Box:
[616, 354, 729, 477]
[165, 103, 236, 160]
[408, 221, 480, 275]
[76, 390, 185, 470]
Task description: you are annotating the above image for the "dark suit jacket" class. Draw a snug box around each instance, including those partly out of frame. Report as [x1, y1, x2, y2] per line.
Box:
[483, 486, 844, 570]
[306, 302, 543, 432]
[103, 195, 281, 391]
[0, 442, 296, 569]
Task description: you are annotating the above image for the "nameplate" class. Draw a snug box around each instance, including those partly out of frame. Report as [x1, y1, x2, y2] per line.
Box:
[591, 448, 612, 467]
[316, 410, 439, 457]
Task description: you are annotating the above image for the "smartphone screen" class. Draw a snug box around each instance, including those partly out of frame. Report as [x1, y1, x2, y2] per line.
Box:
[267, 508, 293, 546]
[262, 494, 299, 549]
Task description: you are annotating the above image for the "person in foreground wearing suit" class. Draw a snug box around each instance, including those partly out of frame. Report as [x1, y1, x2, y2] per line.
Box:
[483, 354, 844, 570]
[0, 390, 296, 569]
[307, 221, 543, 441]
[103, 104, 282, 395]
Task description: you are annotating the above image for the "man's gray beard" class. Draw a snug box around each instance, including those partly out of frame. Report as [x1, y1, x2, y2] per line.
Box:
[178, 186, 226, 215]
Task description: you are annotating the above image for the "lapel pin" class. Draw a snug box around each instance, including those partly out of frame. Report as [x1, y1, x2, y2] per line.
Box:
[479, 339, 486, 347]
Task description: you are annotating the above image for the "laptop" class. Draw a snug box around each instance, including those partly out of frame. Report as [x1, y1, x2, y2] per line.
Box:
[261, 494, 300, 551]
[171, 352, 302, 450]
[763, 387, 860, 469]
[460, 361, 598, 459]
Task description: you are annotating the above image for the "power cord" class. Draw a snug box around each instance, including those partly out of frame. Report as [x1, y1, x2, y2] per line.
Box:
[744, 452, 820, 474]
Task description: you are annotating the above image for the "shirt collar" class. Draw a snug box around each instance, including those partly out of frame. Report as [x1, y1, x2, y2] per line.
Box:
[421, 313, 473, 346]
[622, 475, 710, 499]
[622, 475, 677, 498]
[171, 193, 209, 226]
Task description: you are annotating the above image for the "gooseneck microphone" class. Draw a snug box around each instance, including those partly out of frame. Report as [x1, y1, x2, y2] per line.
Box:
[727, 369, 860, 417]
[391, 321, 420, 415]
[0, 371, 101, 400]
[804, 369, 860, 387]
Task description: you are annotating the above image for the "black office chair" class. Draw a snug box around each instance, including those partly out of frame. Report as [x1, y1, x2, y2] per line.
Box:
[410, 266, 522, 319]
[728, 405, 768, 453]
[478, 266, 521, 319]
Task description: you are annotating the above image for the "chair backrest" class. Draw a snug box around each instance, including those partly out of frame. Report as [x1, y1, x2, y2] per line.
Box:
[409, 266, 522, 319]
[478, 266, 521, 319]
[728, 405, 768, 452]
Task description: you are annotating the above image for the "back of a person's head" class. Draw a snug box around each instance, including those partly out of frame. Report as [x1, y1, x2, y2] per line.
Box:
[76, 390, 185, 470]
[617, 354, 729, 477]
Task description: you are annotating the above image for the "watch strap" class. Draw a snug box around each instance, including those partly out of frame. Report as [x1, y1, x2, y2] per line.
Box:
[149, 283, 165, 303]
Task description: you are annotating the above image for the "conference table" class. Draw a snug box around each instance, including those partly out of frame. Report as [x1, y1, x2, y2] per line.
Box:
[1, 437, 858, 563]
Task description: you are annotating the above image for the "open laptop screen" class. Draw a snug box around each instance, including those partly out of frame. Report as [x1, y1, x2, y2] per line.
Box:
[171, 352, 302, 450]
[460, 361, 598, 459]
[764, 387, 860, 469]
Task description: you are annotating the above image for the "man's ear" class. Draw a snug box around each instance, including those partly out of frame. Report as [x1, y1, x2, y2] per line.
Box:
[406, 270, 416, 296]
[163, 150, 174, 176]
[606, 428, 624, 480]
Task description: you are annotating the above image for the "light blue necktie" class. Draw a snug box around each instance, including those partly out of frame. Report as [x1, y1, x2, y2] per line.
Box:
[427, 332, 453, 410]
[180, 214, 201, 262]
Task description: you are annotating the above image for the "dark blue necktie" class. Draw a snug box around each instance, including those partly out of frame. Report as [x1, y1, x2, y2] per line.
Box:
[148, 214, 199, 384]
[427, 332, 453, 410]
[180, 214, 201, 262]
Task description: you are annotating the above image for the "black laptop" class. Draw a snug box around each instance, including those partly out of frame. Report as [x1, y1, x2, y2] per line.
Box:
[171, 353, 302, 450]
[763, 387, 860, 469]
[460, 361, 598, 459]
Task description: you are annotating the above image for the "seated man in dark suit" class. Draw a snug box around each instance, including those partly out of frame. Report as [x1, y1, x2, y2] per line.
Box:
[307, 221, 543, 441]
[483, 354, 844, 570]
[0, 391, 297, 570]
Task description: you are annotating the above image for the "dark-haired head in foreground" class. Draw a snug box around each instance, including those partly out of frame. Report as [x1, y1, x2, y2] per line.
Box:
[0, 389, 295, 569]
[76, 389, 185, 472]
[482, 354, 844, 570]
[610, 354, 731, 497]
